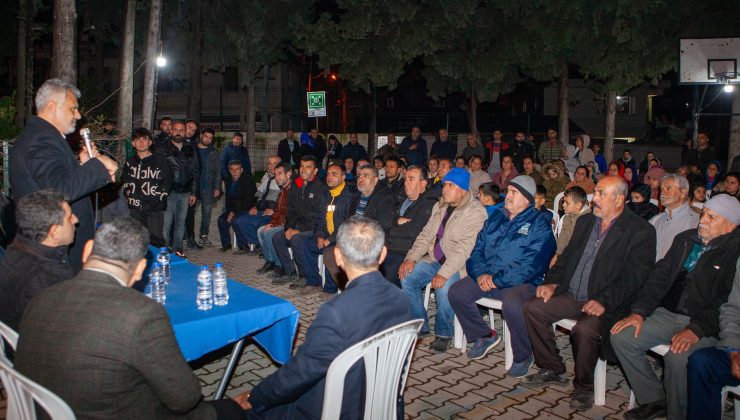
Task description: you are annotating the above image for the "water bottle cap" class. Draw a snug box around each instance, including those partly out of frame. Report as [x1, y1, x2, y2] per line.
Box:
[214, 263, 223, 268]
[200, 265, 209, 270]
[159, 247, 168, 252]
[152, 262, 161, 268]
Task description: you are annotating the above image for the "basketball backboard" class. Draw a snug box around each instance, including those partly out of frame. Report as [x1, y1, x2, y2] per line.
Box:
[680, 38, 740, 84]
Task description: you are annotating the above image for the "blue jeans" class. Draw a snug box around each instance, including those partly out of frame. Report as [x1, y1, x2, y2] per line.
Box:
[688, 346, 740, 420]
[294, 235, 333, 292]
[198, 197, 215, 236]
[217, 211, 248, 248]
[273, 231, 313, 276]
[163, 192, 189, 250]
[401, 260, 460, 337]
[234, 212, 271, 246]
[449, 278, 536, 362]
[258, 226, 283, 266]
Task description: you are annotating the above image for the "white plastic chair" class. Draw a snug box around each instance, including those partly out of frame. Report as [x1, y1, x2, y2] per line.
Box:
[722, 385, 740, 420]
[649, 198, 659, 206]
[423, 284, 464, 351]
[626, 344, 670, 409]
[454, 298, 514, 370]
[552, 191, 565, 213]
[320, 319, 423, 420]
[0, 320, 19, 360]
[318, 254, 326, 288]
[553, 319, 608, 406]
[0, 356, 76, 420]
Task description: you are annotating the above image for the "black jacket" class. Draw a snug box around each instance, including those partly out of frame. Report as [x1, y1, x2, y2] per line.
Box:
[338, 142, 369, 163]
[285, 178, 330, 232]
[508, 140, 536, 173]
[9, 116, 111, 272]
[314, 184, 359, 242]
[385, 188, 439, 255]
[224, 173, 257, 215]
[248, 271, 414, 419]
[277, 138, 301, 168]
[155, 140, 200, 196]
[631, 229, 740, 338]
[121, 153, 173, 212]
[0, 235, 75, 331]
[354, 182, 398, 231]
[429, 139, 457, 161]
[545, 208, 656, 360]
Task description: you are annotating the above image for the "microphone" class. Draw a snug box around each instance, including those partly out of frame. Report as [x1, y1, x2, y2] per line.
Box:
[80, 128, 94, 158]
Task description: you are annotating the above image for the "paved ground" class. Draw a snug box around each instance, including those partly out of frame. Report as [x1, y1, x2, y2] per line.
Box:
[183, 240, 638, 420]
[3, 212, 722, 419]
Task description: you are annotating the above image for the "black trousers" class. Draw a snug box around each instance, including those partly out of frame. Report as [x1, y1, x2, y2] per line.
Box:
[524, 293, 601, 391]
[129, 208, 165, 248]
[206, 399, 246, 420]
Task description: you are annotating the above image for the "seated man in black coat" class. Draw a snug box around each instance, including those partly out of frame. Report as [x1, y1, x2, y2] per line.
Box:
[244, 216, 414, 419]
[522, 176, 656, 411]
[0, 189, 77, 332]
[217, 161, 257, 252]
[381, 165, 439, 287]
[611, 194, 740, 420]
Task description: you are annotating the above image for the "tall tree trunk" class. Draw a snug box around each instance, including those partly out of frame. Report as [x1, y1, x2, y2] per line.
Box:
[557, 64, 569, 146]
[729, 91, 740, 169]
[261, 64, 270, 132]
[367, 86, 376, 156]
[51, 0, 77, 84]
[604, 90, 616, 164]
[15, 0, 28, 126]
[245, 80, 256, 145]
[141, 0, 162, 130]
[187, 5, 202, 122]
[115, 0, 136, 161]
[467, 88, 479, 139]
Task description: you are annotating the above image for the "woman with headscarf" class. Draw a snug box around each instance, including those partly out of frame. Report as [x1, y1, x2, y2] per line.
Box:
[622, 166, 635, 189]
[566, 165, 595, 194]
[704, 161, 723, 194]
[644, 166, 666, 201]
[574, 134, 595, 166]
[627, 184, 660, 220]
[462, 133, 485, 162]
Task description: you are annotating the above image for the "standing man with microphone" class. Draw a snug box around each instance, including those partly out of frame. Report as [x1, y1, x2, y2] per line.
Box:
[10, 79, 118, 272]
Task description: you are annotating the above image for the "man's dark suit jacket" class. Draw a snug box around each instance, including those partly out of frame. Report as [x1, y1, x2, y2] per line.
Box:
[248, 271, 415, 419]
[9, 116, 111, 272]
[544, 207, 656, 361]
[14, 269, 216, 419]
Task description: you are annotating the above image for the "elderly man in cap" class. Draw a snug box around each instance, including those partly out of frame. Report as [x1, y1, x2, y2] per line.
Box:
[449, 175, 556, 377]
[398, 168, 488, 353]
[611, 194, 740, 420]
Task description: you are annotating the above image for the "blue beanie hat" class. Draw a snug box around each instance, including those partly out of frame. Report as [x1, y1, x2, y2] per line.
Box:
[442, 168, 470, 191]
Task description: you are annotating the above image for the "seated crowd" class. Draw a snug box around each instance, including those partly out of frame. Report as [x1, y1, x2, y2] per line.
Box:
[2, 115, 740, 420]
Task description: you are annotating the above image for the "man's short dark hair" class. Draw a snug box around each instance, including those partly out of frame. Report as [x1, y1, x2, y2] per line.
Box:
[159, 116, 172, 124]
[535, 185, 547, 197]
[274, 162, 291, 174]
[92, 217, 149, 267]
[132, 127, 152, 141]
[385, 156, 401, 166]
[16, 189, 68, 242]
[185, 119, 198, 127]
[336, 216, 385, 269]
[623, 148, 631, 154]
[327, 163, 346, 174]
[406, 165, 428, 180]
[564, 186, 588, 205]
[373, 156, 384, 164]
[300, 154, 318, 167]
[438, 157, 453, 166]
[428, 157, 439, 164]
[232, 132, 244, 139]
[201, 127, 215, 136]
[228, 160, 243, 168]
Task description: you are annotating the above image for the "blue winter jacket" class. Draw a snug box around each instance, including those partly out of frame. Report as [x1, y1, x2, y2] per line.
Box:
[466, 205, 556, 289]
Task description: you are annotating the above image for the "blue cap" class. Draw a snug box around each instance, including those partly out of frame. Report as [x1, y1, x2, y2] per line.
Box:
[442, 168, 470, 191]
[214, 263, 223, 268]
[200, 265, 209, 270]
[159, 247, 168, 252]
[151, 262, 161, 268]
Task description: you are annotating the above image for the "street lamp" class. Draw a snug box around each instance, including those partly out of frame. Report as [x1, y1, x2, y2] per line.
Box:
[156, 54, 167, 68]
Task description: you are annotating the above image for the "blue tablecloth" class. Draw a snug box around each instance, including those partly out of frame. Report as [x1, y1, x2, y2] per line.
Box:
[143, 255, 299, 364]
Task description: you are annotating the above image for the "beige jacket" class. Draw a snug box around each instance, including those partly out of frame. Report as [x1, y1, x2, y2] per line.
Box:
[404, 191, 488, 279]
[556, 206, 591, 255]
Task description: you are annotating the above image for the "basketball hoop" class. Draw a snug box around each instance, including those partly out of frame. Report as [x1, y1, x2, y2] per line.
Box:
[714, 71, 738, 92]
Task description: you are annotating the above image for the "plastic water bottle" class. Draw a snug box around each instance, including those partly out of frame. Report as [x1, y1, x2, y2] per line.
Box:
[196, 265, 213, 311]
[149, 263, 166, 304]
[157, 247, 171, 285]
[212, 263, 229, 306]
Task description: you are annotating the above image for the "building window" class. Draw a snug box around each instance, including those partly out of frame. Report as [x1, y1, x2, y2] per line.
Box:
[616, 96, 635, 114]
